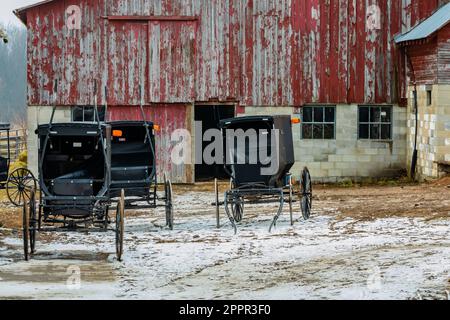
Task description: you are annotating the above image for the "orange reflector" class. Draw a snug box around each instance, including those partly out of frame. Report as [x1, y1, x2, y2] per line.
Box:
[153, 125, 161, 132]
[291, 118, 301, 124]
[112, 130, 123, 137]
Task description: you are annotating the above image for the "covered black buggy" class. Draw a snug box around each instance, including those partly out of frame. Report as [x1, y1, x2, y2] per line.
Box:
[214, 115, 312, 233]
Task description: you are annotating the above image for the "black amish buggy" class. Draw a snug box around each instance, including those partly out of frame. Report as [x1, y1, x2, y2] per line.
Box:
[108, 120, 173, 227]
[23, 89, 173, 261]
[0, 123, 36, 206]
[214, 115, 312, 233]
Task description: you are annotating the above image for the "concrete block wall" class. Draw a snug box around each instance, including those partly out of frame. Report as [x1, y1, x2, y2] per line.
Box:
[27, 106, 71, 176]
[406, 85, 450, 180]
[243, 104, 407, 182]
[27, 104, 409, 184]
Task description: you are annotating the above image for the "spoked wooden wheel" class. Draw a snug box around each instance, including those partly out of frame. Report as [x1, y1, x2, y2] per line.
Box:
[115, 189, 125, 261]
[300, 167, 312, 220]
[7, 168, 36, 207]
[164, 177, 174, 230]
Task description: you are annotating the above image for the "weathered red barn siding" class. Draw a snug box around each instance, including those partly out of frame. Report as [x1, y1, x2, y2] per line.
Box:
[23, 0, 439, 106]
[407, 39, 439, 85]
[437, 24, 450, 84]
[108, 104, 192, 183]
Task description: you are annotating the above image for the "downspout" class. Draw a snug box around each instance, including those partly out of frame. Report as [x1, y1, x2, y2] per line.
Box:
[405, 48, 419, 180]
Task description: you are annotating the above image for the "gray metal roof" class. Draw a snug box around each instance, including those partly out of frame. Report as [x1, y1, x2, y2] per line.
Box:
[395, 2, 450, 44]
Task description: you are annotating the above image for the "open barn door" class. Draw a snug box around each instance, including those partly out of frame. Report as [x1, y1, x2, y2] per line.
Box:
[195, 104, 235, 182]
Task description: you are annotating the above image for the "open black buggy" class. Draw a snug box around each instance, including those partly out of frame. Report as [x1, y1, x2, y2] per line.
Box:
[214, 116, 312, 233]
[108, 120, 173, 230]
[0, 123, 36, 207]
[23, 99, 173, 261]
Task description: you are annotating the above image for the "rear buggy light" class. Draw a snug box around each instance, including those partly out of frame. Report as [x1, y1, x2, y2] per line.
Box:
[113, 130, 123, 137]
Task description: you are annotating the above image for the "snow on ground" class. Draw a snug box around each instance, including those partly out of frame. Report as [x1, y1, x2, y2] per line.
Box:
[0, 190, 449, 300]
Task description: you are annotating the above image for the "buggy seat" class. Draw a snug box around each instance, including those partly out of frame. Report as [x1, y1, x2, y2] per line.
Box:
[109, 121, 156, 197]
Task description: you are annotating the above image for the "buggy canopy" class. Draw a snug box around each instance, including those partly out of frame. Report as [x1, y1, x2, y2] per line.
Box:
[219, 115, 295, 188]
[108, 121, 156, 197]
[36, 123, 110, 200]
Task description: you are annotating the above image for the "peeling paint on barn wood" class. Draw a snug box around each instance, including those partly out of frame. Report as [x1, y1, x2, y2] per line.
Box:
[437, 24, 450, 84]
[22, 0, 440, 107]
[108, 104, 191, 183]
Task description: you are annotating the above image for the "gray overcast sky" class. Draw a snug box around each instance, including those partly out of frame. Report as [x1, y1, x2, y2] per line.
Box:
[0, 0, 38, 25]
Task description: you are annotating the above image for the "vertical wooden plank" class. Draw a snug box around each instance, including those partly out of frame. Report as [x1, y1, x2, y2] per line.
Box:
[109, 104, 189, 183]
[242, 0, 254, 105]
[338, 0, 349, 103]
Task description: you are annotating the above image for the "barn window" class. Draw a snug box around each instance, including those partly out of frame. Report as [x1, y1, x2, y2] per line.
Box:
[358, 106, 392, 140]
[426, 90, 432, 106]
[301, 106, 336, 140]
[72, 106, 105, 122]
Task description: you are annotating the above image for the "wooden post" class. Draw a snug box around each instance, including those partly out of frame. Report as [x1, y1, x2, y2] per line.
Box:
[215, 178, 220, 228]
[15, 131, 19, 160]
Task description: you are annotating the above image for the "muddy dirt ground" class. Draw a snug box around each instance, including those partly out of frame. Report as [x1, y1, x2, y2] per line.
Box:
[0, 181, 449, 300]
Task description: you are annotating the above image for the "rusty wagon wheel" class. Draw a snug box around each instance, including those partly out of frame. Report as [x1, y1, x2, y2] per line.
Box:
[164, 176, 174, 230]
[7, 168, 36, 207]
[300, 167, 312, 220]
[115, 189, 125, 261]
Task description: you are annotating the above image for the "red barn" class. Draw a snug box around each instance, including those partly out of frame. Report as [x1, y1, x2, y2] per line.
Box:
[395, 2, 450, 180]
[15, 0, 446, 183]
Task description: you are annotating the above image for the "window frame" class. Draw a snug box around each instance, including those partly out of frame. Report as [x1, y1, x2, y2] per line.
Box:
[357, 105, 393, 141]
[301, 105, 336, 140]
[71, 106, 106, 123]
[426, 90, 432, 106]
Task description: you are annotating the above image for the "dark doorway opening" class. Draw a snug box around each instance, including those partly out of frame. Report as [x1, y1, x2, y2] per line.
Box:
[195, 104, 235, 181]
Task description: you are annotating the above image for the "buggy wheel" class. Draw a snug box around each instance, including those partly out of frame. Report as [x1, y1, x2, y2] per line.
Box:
[115, 189, 125, 261]
[7, 168, 36, 207]
[22, 202, 29, 261]
[29, 189, 37, 254]
[164, 178, 174, 230]
[300, 167, 312, 220]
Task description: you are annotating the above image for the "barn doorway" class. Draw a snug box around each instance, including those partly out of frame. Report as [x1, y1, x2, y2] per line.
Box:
[195, 104, 235, 181]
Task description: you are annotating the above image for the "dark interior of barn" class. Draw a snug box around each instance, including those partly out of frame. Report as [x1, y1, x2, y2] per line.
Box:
[195, 105, 235, 181]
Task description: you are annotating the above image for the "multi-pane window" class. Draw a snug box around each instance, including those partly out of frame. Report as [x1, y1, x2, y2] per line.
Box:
[358, 106, 392, 140]
[72, 106, 105, 122]
[301, 106, 336, 139]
